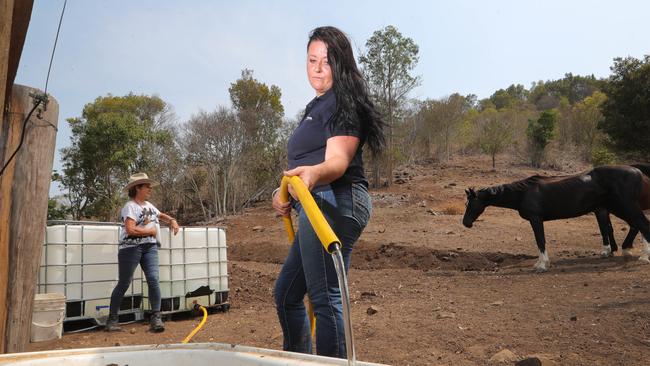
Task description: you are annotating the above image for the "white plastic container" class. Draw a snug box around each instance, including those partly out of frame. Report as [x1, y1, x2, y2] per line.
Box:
[38, 224, 142, 321]
[30, 293, 66, 342]
[0, 343, 387, 365]
[144, 227, 229, 312]
[39, 222, 229, 324]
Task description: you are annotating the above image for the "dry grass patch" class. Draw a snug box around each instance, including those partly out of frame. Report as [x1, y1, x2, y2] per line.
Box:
[439, 201, 465, 215]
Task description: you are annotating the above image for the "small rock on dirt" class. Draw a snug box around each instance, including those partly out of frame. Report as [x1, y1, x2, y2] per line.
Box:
[490, 300, 504, 306]
[436, 311, 455, 319]
[367, 305, 379, 315]
[252, 226, 264, 232]
[489, 349, 518, 363]
[515, 357, 542, 366]
[129, 328, 136, 334]
[570, 315, 578, 321]
[466, 344, 487, 357]
[518, 355, 557, 366]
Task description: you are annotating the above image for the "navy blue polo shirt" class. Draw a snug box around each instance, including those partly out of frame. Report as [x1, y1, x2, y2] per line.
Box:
[287, 89, 367, 192]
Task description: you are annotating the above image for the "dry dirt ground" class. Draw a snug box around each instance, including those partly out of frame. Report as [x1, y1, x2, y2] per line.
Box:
[28, 155, 650, 365]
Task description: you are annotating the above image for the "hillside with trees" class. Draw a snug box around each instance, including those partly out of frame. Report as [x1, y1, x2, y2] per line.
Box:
[49, 26, 650, 223]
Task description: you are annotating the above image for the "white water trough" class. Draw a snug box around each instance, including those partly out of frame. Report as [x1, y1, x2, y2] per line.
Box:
[0, 343, 387, 365]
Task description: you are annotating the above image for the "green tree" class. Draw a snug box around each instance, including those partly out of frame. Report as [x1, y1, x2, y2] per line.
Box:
[60, 94, 175, 220]
[228, 69, 285, 206]
[600, 55, 650, 158]
[437, 93, 467, 161]
[488, 84, 529, 110]
[568, 91, 607, 161]
[47, 198, 68, 220]
[529, 73, 604, 111]
[359, 25, 421, 187]
[183, 107, 243, 218]
[412, 94, 469, 161]
[476, 108, 513, 169]
[527, 110, 556, 167]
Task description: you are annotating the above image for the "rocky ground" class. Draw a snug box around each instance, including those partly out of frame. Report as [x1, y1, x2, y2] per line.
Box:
[28, 155, 650, 365]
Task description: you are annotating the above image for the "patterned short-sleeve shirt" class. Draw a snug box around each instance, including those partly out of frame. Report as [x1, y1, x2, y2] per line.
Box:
[118, 200, 160, 249]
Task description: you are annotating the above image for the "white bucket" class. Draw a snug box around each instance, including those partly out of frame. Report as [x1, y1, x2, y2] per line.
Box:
[30, 293, 66, 342]
[0, 343, 388, 365]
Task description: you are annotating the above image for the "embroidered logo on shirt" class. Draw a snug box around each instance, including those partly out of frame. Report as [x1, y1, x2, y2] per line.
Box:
[305, 116, 313, 121]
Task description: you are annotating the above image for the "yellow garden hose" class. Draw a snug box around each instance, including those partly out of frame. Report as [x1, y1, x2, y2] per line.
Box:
[279, 176, 342, 337]
[279, 176, 341, 253]
[182, 304, 208, 343]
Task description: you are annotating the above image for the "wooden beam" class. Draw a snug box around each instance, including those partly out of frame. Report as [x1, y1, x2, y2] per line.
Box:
[3, 85, 58, 353]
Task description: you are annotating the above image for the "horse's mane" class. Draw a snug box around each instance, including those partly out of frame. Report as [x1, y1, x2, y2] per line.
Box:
[506, 175, 548, 192]
[478, 174, 577, 196]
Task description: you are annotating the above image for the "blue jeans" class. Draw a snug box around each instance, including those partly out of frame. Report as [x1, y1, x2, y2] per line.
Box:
[109, 243, 161, 315]
[274, 183, 372, 358]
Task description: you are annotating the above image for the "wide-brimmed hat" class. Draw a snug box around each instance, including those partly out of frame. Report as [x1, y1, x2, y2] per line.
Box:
[123, 172, 159, 192]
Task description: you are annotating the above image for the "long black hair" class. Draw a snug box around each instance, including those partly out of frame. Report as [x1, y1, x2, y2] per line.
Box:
[308, 26, 385, 156]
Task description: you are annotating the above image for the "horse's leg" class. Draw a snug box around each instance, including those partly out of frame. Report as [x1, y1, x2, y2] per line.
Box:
[621, 227, 638, 257]
[619, 210, 650, 264]
[529, 218, 549, 272]
[630, 218, 650, 263]
[594, 208, 616, 257]
[640, 236, 650, 263]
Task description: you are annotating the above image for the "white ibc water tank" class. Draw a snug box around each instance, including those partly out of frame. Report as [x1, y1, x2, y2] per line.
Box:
[39, 222, 229, 325]
[39, 224, 143, 323]
[144, 227, 229, 312]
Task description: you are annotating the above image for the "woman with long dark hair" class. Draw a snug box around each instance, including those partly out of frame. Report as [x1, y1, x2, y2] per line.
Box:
[271, 26, 385, 358]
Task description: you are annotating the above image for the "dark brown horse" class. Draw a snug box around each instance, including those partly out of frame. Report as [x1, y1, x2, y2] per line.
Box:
[609, 163, 650, 262]
[462, 165, 650, 271]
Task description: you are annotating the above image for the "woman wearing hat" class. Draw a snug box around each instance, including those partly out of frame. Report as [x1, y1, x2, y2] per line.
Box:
[105, 172, 180, 332]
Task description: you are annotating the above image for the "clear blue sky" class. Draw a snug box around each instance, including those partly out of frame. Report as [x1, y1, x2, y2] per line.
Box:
[14, 0, 650, 195]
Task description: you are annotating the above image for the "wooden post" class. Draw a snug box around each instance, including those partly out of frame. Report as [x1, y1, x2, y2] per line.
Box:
[1, 0, 35, 353]
[0, 0, 18, 354]
[1, 85, 58, 353]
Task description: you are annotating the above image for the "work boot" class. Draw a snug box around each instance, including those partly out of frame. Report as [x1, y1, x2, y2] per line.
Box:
[149, 311, 165, 332]
[105, 314, 121, 332]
